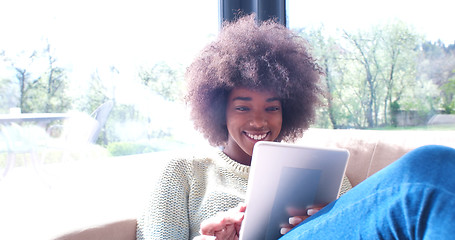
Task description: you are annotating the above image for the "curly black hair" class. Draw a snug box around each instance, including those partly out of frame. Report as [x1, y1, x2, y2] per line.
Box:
[185, 15, 324, 147]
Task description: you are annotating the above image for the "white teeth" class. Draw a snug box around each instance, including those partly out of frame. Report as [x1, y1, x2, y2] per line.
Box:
[246, 133, 267, 141]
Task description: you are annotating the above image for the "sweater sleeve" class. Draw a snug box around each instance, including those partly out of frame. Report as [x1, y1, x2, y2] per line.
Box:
[339, 175, 352, 197]
[137, 158, 192, 240]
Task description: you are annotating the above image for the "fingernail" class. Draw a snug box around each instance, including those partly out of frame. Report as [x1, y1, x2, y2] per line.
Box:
[307, 208, 317, 216]
[234, 212, 244, 220]
[289, 216, 303, 225]
[280, 227, 290, 235]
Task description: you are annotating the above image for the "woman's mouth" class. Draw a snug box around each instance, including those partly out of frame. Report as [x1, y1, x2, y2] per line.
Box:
[245, 132, 269, 141]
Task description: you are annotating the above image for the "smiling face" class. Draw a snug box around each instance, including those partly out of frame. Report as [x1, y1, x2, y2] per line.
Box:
[223, 87, 283, 165]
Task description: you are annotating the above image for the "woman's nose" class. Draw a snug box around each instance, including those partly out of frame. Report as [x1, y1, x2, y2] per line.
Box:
[249, 112, 267, 128]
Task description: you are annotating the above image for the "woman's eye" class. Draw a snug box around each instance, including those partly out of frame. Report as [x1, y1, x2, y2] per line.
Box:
[266, 106, 280, 111]
[236, 106, 249, 111]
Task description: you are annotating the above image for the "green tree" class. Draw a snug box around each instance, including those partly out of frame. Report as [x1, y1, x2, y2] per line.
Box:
[0, 77, 15, 113]
[41, 42, 71, 113]
[379, 20, 420, 125]
[79, 69, 110, 113]
[0, 51, 17, 112]
[299, 26, 356, 128]
[139, 62, 184, 102]
[418, 41, 455, 86]
[343, 29, 381, 128]
[2, 43, 71, 113]
[418, 41, 455, 114]
[440, 74, 455, 113]
[6, 50, 41, 113]
[299, 21, 431, 128]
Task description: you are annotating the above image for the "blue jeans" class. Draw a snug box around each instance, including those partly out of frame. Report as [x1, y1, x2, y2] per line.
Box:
[280, 145, 455, 239]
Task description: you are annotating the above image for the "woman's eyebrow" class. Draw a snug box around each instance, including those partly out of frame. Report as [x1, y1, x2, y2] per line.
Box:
[267, 97, 281, 102]
[231, 97, 280, 102]
[232, 96, 252, 101]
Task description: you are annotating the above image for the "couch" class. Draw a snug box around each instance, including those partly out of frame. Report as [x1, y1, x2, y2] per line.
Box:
[54, 128, 455, 240]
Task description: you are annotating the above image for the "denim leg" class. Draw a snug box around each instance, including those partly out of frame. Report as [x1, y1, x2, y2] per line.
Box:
[280, 145, 455, 240]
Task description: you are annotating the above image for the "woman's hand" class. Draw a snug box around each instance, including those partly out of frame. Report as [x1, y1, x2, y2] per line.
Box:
[280, 204, 327, 235]
[194, 203, 247, 240]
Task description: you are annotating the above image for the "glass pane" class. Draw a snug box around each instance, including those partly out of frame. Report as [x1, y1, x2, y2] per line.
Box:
[0, 0, 218, 157]
[288, 0, 455, 129]
[1, 1, 218, 239]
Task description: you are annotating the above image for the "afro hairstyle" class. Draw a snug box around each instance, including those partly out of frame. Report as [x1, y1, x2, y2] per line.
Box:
[185, 14, 325, 147]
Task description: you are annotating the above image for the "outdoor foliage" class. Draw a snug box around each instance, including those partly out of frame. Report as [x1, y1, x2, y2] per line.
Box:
[440, 75, 455, 113]
[1, 21, 454, 156]
[0, 43, 71, 114]
[299, 21, 455, 128]
[139, 62, 185, 102]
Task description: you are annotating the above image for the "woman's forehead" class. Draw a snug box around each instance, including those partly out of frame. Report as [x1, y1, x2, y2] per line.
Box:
[228, 87, 280, 100]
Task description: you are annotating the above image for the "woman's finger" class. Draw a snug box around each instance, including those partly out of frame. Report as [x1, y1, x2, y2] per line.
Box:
[200, 211, 244, 235]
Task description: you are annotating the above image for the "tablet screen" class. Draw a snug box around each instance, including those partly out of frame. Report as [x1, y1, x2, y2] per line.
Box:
[265, 167, 321, 239]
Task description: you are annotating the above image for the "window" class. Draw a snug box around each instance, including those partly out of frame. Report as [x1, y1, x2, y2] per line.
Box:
[0, 0, 219, 156]
[288, 0, 455, 129]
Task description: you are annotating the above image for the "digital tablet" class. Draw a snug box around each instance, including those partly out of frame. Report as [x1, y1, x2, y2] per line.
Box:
[239, 141, 349, 240]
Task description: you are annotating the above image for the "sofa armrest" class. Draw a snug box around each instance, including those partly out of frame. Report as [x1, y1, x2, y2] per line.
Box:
[53, 219, 137, 240]
[367, 130, 455, 177]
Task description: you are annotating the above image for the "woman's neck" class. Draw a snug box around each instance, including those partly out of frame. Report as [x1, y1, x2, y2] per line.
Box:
[223, 143, 252, 166]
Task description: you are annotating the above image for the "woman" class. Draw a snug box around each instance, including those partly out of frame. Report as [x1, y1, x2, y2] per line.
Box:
[136, 15, 352, 240]
[193, 18, 455, 240]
